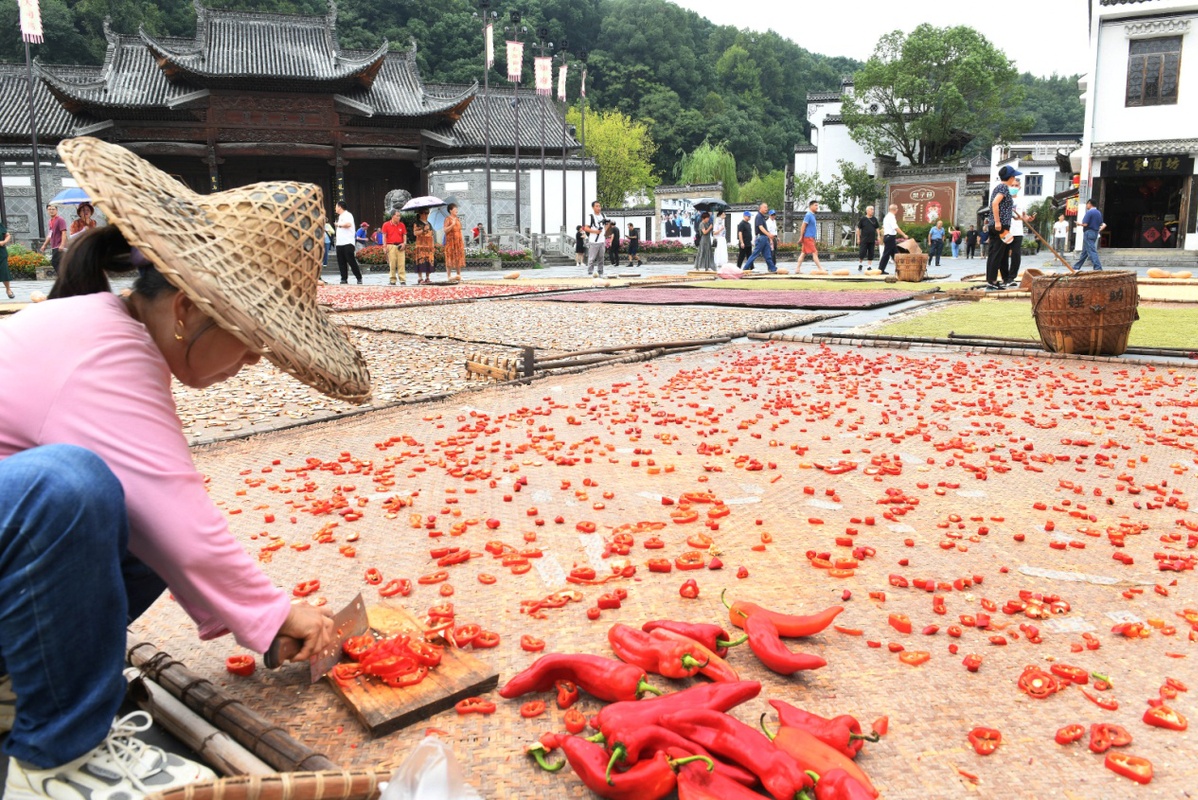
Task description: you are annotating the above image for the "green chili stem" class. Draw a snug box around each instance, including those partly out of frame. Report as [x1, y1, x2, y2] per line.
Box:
[715, 634, 749, 648]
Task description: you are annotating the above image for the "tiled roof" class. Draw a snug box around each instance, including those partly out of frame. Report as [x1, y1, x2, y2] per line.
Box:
[140, 3, 386, 90]
[0, 64, 87, 138]
[429, 155, 594, 171]
[339, 50, 475, 122]
[429, 86, 581, 150]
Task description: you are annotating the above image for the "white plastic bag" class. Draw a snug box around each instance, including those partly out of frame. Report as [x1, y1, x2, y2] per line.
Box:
[379, 736, 481, 800]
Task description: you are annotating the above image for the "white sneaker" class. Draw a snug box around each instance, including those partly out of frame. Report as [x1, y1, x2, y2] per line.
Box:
[5, 711, 216, 799]
[0, 674, 14, 735]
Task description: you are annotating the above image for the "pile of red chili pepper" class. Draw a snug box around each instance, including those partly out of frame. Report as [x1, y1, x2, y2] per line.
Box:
[329, 632, 443, 689]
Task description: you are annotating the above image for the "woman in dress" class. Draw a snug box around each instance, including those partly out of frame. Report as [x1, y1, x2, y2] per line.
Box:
[413, 210, 435, 284]
[443, 203, 465, 283]
[69, 201, 97, 239]
[693, 211, 715, 271]
[0, 220, 12, 298]
[0, 138, 368, 797]
[712, 212, 728, 268]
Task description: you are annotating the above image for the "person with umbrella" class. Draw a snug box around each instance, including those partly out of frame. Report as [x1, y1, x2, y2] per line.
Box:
[443, 203, 465, 283]
[693, 211, 715, 271]
[413, 210, 435, 284]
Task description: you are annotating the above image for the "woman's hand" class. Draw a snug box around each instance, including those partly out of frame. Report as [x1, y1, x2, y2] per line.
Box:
[277, 602, 336, 662]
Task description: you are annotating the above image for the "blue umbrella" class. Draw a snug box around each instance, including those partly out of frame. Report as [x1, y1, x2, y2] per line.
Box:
[50, 187, 91, 205]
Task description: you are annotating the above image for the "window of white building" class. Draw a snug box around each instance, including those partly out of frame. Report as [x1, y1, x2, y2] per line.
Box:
[1126, 36, 1182, 107]
[1024, 174, 1043, 196]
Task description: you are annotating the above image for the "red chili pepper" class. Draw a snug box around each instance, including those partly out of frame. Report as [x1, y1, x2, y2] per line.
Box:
[342, 633, 376, 662]
[418, 570, 448, 585]
[887, 613, 912, 634]
[871, 717, 888, 737]
[967, 727, 1001, 756]
[722, 589, 843, 637]
[477, 573, 497, 585]
[1105, 752, 1152, 784]
[608, 624, 710, 680]
[762, 720, 880, 797]
[1143, 705, 1188, 731]
[473, 630, 501, 649]
[555, 679, 579, 709]
[499, 654, 661, 702]
[292, 579, 320, 597]
[225, 655, 255, 677]
[427, 602, 455, 620]
[1018, 666, 1061, 699]
[676, 758, 768, 799]
[662, 709, 814, 800]
[675, 551, 706, 571]
[1055, 724, 1085, 745]
[559, 735, 710, 800]
[381, 665, 427, 688]
[962, 654, 982, 673]
[1165, 677, 1188, 693]
[744, 613, 826, 675]
[520, 700, 546, 718]
[645, 628, 739, 683]
[454, 696, 496, 715]
[809, 768, 876, 800]
[564, 708, 587, 734]
[453, 624, 481, 648]
[899, 650, 930, 666]
[768, 700, 879, 760]
[586, 606, 602, 621]
[594, 681, 761, 746]
[1049, 663, 1088, 685]
[408, 640, 443, 668]
[330, 662, 363, 688]
[1081, 687, 1119, 710]
[679, 579, 700, 599]
[641, 620, 746, 659]
[378, 578, 411, 598]
[520, 634, 545, 652]
[647, 558, 673, 573]
[363, 568, 383, 585]
[597, 593, 622, 610]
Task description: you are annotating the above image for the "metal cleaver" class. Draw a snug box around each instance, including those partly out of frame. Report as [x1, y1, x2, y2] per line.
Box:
[263, 593, 369, 682]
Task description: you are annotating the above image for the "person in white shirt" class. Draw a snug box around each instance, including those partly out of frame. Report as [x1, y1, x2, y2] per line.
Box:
[1052, 214, 1069, 254]
[1003, 187, 1035, 286]
[582, 201, 606, 276]
[878, 204, 905, 274]
[334, 201, 363, 284]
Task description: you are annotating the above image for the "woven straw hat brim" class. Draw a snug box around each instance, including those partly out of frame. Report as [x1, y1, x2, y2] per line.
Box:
[58, 138, 371, 403]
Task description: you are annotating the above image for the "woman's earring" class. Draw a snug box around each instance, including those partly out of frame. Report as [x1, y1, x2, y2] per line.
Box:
[174, 319, 185, 341]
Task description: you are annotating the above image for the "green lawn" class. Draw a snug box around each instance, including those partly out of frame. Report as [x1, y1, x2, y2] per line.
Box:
[689, 279, 974, 292]
[874, 300, 1198, 349]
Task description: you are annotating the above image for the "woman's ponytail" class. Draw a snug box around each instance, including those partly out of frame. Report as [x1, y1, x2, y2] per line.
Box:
[48, 225, 175, 300]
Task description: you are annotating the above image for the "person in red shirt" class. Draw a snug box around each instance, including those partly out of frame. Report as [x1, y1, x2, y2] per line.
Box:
[39, 205, 69, 275]
[380, 210, 407, 285]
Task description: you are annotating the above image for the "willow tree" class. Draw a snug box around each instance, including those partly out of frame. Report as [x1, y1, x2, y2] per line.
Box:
[674, 139, 739, 203]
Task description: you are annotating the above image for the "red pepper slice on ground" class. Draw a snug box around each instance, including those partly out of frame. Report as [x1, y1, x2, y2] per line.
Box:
[499, 653, 662, 702]
[292, 579, 320, 597]
[477, 573, 497, 585]
[1165, 677, 1188, 693]
[899, 650, 931, 666]
[378, 578, 411, 598]
[679, 579, 700, 599]
[675, 551, 706, 571]
[1105, 753, 1153, 784]
[1088, 723, 1113, 753]
[520, 700, 547, 718]
[473, 630, 501, 649]
[962, 654, 982, 673]
[744, 613, 826, 675]
[363, 568, 383, 585]
[1103, 724, 1133, 747]
[453, 624, 481, 648]
[417, 570, 448, 585]
[225, 655, 255, 677]
[1049, 663, 1089, 685]
[454, 696, 496, 715]
[1081, 687, 1119, 710]
[597, 593, 623, 610]
[1018, 666, 1061, 699]
[1055, 724, 1085, 745]
[768, 700, 879, 760]
[427, 602, 455, 620]
[1143, 705, 1188, 731]
[520, 634, 545, 652]
[967, 727, 1001, 756]
[647, 558, 673, 573]
[888, 613, 912, 634]
[563, 708, 587, 734]
[722, 589, 843, 637]
[555, 679, 580, 709]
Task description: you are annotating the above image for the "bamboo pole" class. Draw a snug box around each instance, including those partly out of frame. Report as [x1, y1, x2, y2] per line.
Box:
[547, 336, 732, 361]
[127, 639, 337, 772]
[1024, 223, 1077, 273]
[948, 331, 1197, 358]
[535, 344, 705, 371]
[124, 670, 274, 777]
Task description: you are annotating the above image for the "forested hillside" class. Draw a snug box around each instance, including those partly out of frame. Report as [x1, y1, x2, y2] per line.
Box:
[0, 0, 1083, 178]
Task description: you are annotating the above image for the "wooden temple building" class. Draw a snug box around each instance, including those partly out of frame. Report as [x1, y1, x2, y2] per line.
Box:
[0, 2, 585, 240]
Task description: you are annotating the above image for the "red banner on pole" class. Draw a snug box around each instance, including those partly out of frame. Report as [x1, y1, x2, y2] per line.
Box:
[19, 0, 43, 43]
[506, 40, 524, 83]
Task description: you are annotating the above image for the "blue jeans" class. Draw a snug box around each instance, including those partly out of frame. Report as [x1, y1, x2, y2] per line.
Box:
[951, 240, 960, 258]
[741, 234, 775, 271]
[1074, 230, 1102, 270]
[0, 445, 165, 768]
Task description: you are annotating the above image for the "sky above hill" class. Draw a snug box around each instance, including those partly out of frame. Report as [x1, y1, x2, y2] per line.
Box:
[678, 0, 1089, 77]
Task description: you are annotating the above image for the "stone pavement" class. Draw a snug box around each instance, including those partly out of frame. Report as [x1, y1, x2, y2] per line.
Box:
[128, 339, 1198, 798]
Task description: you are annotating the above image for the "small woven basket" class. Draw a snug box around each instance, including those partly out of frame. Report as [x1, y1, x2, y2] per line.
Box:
[144, 769, 392, 800]
[1030, 270, 1139, 356]
[894, 254, 928, 282]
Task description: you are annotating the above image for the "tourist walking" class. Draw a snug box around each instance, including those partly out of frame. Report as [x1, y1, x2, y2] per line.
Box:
[443, 203, 465, 282]
[69, 201, 97, 240]
[413, 210, 435, 284]
[713, 212, 728, 267]
[986, 165, 1020, 290]
[979, 226, 989, 258]
[355, 221, 370, 250]
[0, 219, 11, 298]
[950, 226, 961, 258]
[606, 221, 621, 269]
[795, 200, 822, 274]
[1004, 187, 1035, 286]
[737, 211, 753, 269]
[856, 205, 880, 271]
[334, 201, 363, 284]
[574, 225, 585, 266]
[381, 210, 407, 285]
[927, 220, 945, 267]
[626, 224, 642, 267]
[583, 201, 606, 276]
[694, 211, 715, 271]
[38, 204, 68, 275]
[0, 138, 360, 800]
[1052, 214, 1069, 254]
[878, 204, 905, 274]
[741, 203, 776, 272]
[1073, 198, 1106, 271]
[766, 210, 779, 263]
[965, 225, 978, 259]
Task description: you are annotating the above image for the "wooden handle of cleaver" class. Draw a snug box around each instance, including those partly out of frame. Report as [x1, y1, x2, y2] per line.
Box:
[264, 634, 303, 669]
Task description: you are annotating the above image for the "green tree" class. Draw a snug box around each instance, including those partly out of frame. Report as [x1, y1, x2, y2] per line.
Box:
[566, 104, 658, 208]
[738, 169, 784, 210]
[842, 24, 1033, 164]
[834, 159, 884, 217]
[675, 138, 739, 202]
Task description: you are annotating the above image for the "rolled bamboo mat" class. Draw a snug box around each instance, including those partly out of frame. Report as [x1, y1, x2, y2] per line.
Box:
[144, 768, 392, 800]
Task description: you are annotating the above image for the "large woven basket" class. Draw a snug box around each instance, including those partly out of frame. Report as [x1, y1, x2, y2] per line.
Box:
[894, 254, 928, 282]
[145, 769, 392, 800]
[1030, 271, 1139, 356]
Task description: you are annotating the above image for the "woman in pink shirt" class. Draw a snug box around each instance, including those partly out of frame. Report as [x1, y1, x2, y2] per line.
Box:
[0, 139, 370, 798]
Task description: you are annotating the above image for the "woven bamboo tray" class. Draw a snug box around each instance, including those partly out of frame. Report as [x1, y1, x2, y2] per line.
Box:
[145, 769, 392, 800]
[1031, 270, 1139, 356]
[894, 253, 928, 282]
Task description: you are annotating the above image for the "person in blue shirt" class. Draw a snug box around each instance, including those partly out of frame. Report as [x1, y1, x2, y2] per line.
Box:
[927, 220, 946, 266]
[741, 202, 776, 272]
[1073, 198, 1105, 271]
[795, 200, 822, 273]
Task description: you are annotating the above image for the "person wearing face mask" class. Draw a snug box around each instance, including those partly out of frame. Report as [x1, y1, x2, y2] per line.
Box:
[1003, 180, 1035, 287]
[985, 165, 1020, 290]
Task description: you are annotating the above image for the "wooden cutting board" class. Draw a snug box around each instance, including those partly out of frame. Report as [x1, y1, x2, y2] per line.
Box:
[326, 605, 500, 738]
